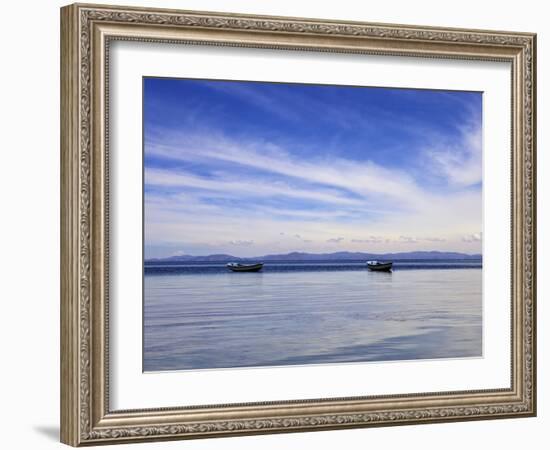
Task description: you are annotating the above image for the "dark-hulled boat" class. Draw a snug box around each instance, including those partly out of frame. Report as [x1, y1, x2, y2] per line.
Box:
[366, 260, 393, 272]
[226, 262, 264, 272]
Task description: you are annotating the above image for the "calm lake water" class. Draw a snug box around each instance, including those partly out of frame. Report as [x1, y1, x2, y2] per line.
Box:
[143, 260, 482, 371]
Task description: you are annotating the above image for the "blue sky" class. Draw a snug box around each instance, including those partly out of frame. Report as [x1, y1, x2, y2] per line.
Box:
[144, 77, 482, 258]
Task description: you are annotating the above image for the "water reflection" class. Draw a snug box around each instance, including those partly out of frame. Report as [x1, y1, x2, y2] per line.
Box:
[144, 268, 482, 371]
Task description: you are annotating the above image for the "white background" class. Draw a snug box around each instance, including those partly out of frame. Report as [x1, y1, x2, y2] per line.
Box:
[0, 0, 546, 449]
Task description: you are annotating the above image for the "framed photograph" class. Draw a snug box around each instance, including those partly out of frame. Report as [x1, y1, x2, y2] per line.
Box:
[60, 3, 536, 446]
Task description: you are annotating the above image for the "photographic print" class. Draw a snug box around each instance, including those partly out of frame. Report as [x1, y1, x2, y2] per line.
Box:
[143, 78, 483, 372]
[61, 6, 536, 444]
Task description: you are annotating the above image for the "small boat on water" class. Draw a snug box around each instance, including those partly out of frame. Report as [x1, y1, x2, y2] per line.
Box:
[366, 260, 393, 272]
[226, 262, 264, 272]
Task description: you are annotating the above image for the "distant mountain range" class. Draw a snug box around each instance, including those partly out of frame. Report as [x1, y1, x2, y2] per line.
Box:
[146, 251, 482, 263]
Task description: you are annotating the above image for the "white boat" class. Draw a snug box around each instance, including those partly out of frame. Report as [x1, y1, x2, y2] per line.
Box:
[366, 260, 393, 272]
[226, 262, 264, 272]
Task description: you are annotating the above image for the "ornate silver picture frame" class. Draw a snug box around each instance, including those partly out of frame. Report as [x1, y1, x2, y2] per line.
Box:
[61, 3, 536, 446]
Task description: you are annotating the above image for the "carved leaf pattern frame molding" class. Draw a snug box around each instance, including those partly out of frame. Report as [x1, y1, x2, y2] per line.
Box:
[60, 3, 536, 446]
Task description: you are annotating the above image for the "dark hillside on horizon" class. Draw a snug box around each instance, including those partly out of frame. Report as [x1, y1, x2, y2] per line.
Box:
[146, 250, 482, 263]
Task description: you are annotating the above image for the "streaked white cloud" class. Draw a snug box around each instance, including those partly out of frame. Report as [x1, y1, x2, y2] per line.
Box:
[146, 135, 425, 210]
[424, 123, 482, 187]
[145, 167, 363, 207]
[144, 112, 482, 256]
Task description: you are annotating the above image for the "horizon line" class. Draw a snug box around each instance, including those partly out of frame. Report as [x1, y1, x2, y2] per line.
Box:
[146, 249, 483, 261]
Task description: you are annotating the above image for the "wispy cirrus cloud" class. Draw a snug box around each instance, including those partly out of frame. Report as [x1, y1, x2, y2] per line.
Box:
[423, 117, 482, 188]
[145, 167, 363, 207]
[146, 136, 425, 210]
[203, 81, 305, 123]
[144, 132, 482, 256]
